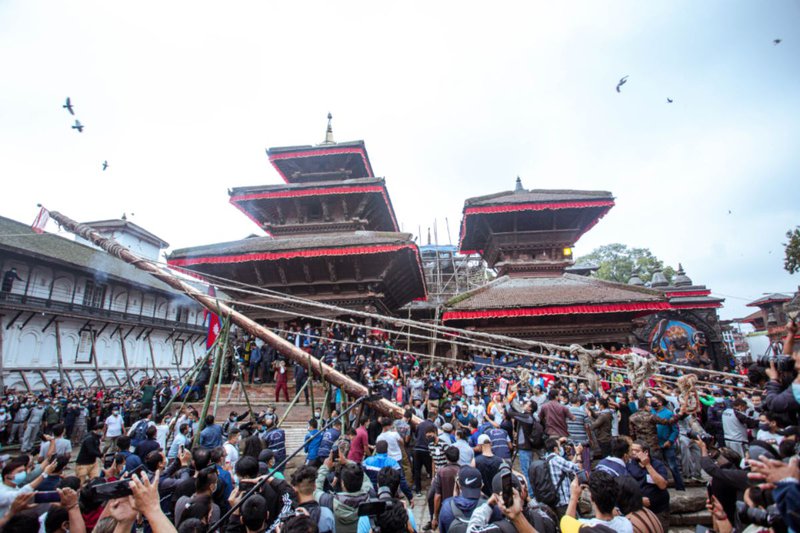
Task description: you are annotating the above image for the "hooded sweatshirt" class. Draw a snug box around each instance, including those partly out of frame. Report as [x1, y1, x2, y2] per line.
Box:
[314, 463, 374, 533]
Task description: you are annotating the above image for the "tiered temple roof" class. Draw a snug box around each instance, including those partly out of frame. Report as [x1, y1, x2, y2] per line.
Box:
[168, 116, 425, 319]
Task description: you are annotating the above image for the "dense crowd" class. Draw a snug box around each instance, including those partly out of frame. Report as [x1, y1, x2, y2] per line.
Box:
[0, 318, 798, 533]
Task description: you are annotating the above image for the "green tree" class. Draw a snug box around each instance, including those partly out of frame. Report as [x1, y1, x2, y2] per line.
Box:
[785, 227, 800, 274]
[577, 243, 676, 284]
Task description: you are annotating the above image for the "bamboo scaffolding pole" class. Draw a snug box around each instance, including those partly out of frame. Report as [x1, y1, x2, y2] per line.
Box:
[48, 209, 417, 424]
[193, 319, 228, 448]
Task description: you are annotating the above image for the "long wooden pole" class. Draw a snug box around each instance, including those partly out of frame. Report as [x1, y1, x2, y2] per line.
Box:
[117, 329, 133, 386]
[48, 210, 415, 424]
[0, 314, 4, 395]
[54, 321, 65, 386]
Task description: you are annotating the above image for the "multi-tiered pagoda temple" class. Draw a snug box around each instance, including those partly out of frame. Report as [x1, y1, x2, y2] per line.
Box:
[168, 117, 426, 320]
[443, 179, 726, 366]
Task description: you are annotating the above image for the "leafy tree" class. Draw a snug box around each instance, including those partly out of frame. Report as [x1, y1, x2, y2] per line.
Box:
[577, 243, 676, 285]
[785, 227, 800, 275]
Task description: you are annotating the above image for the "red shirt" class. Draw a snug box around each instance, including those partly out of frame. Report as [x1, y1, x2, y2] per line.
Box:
[348, 426, 369, 462]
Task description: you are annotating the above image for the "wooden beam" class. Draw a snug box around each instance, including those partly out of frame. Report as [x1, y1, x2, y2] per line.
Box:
[5, 311, 23, 330]
[41, 314, 57, 333]
[89, 331, 105, 388]
[341, 196, 349, 219]
[147, 335, 162, 379]
[118, 328, 133, 386]
[353, 194, 370, 218]
[0, 314, 4, 394]
[54, 321, 65, 386]
[19, 313, 35, 330]
[96, 322, 110, 338]
[123, 325, 136, 340]
[276, 264, 288, 285]
[252, 264, 265, 286]
[354, 258, 362, 281]
[326, 258, 337, 282]
[302, 264, 312, 284]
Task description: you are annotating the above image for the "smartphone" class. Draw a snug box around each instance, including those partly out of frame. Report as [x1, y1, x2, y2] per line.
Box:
[34, 491, 61, 504]
[501, 470, 513, 508]
[331, 449, 340, 463]
[93, 478, 134, 501]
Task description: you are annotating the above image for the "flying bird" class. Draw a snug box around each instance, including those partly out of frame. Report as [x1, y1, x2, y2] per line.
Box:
[667, 98, 673, 103]
[773, 38, 782, 45]
[616, 75, 629, 93]
[728, 210, 732, 215]
[62, 97, 74, 115]
[102, 160, 108, 171]
[71, 119, 83, 133]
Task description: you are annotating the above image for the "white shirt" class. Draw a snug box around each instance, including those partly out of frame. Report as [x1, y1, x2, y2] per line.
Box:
[462, 377, 476, 397]
[580, 516, 633, 533]
[223, 441, 240, 469]
[38, 438, 72, 460]
[0, 483, 34, 518]
[105, 414, 124, 437]
[376, 431, 404, 462]
[756, 429, 783, 446]
[468, 403, 485, 422]
[156, 424, 170, 451]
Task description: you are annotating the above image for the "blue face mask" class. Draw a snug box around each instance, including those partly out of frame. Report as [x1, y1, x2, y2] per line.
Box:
[12, 471, 27, 486]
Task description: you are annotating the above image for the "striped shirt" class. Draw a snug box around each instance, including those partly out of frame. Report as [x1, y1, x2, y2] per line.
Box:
[429, 442, 449, 469]
[567, 406, 590, 444]
[627, 508, 664, 533]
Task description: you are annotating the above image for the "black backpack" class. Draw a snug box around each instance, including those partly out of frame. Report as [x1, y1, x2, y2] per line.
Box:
[530, 418, 545, 449]
[528, 456, 565, 507]
[448, 498, 487, 533]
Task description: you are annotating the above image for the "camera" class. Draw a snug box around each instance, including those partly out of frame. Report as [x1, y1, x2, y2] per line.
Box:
[358, 489, 399, 533]
[753, 356, 795, 372]
[736, 501, 783, 528]
[687, 431, 715, 446]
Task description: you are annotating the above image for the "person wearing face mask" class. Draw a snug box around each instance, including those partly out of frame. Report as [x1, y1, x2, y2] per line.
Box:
[20, 400, 46, 453]
[102, 406, 125, 456]
[223, 427, 242, 470]
[756, 412, 784, 446]
[0, 456, 57, 517]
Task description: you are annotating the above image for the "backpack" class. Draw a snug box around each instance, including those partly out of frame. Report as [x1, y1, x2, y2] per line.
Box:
[448, 498, 487, 533]
[131, 420, 149, 445]
[530, 418, 545, 449]
[528, 456, 565, 508]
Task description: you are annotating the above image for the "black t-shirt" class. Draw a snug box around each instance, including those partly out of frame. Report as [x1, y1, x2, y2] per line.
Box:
[474, 453, 504, 497]
[415, 420, 436, 451]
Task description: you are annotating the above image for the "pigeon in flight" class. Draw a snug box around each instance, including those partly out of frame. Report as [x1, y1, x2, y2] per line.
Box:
[62, 97, 74, 115]
[102, 160, 108, 171]
[71, 119, 83, 133]
[667, 98, 673, 103]
[616, 76, 629, 93]
[773, 38, 782, 45]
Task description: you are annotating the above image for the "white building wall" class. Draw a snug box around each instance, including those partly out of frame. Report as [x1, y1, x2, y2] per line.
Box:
[1, 259, 206, 391]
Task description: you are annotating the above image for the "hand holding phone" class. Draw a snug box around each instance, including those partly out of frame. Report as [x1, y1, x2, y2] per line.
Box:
[501, 471, 513, 508]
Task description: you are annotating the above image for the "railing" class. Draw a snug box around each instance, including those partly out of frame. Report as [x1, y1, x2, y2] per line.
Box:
[0, 293, 206, 333]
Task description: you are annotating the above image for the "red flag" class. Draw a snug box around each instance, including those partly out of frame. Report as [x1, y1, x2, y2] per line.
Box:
[204, 286, 222, 349]
[31, 207, 49, 234]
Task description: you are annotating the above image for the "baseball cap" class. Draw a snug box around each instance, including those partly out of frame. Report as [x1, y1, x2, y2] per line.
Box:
[457, 466, 483, 499]
[560, 516, 615, 533]
[442, 423, 454, 433]
[491, 467, 521, 495]
[478, 434, 491, 445]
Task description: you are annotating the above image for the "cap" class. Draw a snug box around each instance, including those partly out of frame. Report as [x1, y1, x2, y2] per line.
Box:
[491, 468, 521, 495]
[442, 423, 454, 432]
[560, 516, 616, 533]
[779, 425, 800, 437]
[457, 466, 483, 499]
[478, 434, 491, 445]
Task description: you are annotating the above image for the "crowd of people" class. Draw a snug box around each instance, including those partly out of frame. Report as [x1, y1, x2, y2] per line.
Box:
[0, 318, 798, 533]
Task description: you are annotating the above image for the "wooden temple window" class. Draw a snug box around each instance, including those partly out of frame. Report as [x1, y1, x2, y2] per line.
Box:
[81, 280, 107, 309]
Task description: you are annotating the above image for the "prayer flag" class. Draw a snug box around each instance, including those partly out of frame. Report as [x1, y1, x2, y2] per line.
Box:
[204, 285, 222, 349]
[31, 207, 49, 234]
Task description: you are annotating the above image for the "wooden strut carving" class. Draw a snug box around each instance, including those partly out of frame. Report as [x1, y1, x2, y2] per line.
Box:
[47, 210, 418, 424]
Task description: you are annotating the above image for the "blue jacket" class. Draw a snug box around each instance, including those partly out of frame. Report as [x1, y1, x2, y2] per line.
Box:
[317, 428, 340, 459]
[362, 453, 413, 501]
[439, 495, 483, 533]
[652, 408, 678, 446]
[120, 450, 142, 474]
[774, 479, 800, 533]
[199, 424, 224, 449]
[262, 428, 286, 465]
[304, 429, 322, 461]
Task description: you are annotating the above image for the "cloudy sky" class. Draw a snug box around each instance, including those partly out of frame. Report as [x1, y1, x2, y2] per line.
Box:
[1, 1, 798, 320]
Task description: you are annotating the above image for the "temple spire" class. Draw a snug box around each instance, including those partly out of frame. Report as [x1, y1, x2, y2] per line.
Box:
[515, 176, 524, 193]
[321, 112, 335, 145]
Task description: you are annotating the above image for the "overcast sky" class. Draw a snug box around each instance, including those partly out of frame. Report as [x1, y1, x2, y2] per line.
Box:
[1, 1, 798, 320]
